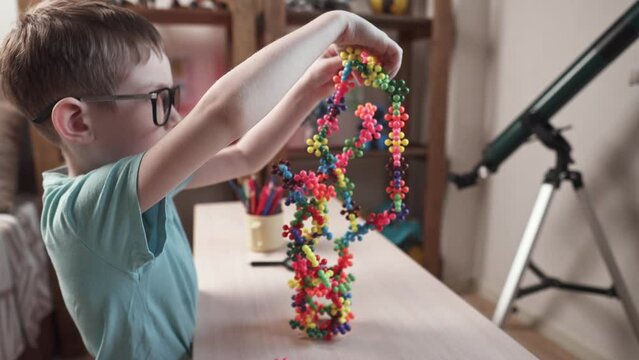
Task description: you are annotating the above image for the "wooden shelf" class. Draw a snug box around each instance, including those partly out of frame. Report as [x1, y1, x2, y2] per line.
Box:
[286, 143, 428, 160]
[286, 11, 432, 38]
[127, 6, 430, 38]
[127, 7, 231, 26]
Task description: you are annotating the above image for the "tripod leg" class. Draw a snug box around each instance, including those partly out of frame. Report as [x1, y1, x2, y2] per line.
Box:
[492, 183, 556, 327]
[575, 187, 639, 342]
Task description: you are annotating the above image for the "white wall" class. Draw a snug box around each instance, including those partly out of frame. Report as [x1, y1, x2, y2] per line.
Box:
[444, 0, 639, 358]
[441, 0, 491, 291]
[0, 1, 17, 40]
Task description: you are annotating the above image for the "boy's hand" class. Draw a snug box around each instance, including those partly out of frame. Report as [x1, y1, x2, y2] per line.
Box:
[334, 11, 403, 78]
[301, 45, 343, 101]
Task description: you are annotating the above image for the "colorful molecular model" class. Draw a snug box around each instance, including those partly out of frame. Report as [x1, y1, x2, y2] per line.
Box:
[272, 47, 410, 340]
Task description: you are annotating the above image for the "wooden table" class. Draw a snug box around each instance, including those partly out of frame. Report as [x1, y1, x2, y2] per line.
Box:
[193, 201, 535, 359]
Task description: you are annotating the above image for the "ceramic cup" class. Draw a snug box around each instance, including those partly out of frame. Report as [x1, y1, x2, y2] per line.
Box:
[245, 212, 285, 252]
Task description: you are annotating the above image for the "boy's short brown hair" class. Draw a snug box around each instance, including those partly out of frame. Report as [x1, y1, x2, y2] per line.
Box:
[0, 0, 164, 145]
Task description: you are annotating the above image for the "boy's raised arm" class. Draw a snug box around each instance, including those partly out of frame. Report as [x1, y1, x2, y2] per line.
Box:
[137, 10, 402, 211]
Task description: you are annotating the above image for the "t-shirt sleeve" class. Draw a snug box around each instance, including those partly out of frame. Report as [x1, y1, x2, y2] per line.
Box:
[48, 153, 191, 272]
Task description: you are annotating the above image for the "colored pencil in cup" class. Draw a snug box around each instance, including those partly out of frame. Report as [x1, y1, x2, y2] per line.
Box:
[227, 180, 246, 207]
[262, 184, 278, 215]
[255, 181, 272, 215]
[268, 187, 284, 215]
[249, 178, 257, 214]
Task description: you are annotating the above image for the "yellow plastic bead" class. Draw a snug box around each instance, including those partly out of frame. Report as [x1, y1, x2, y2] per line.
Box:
[302, 228, 312, 238]
[302, 245, 318, 267]
[288, 279, 300, 289]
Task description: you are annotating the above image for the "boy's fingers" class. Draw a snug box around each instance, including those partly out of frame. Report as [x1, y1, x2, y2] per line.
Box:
[309, 56, 343, 83]
[382, 42, 403, 78]
[337, 12, 403, 77]
[322, 55, 344, 74]
[322, 44, 340, 58]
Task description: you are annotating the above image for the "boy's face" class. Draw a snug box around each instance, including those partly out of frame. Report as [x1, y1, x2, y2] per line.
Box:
[88, 52, 180, 163]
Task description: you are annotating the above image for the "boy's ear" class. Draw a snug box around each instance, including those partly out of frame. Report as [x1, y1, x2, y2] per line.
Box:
[50, 97, 95, 144]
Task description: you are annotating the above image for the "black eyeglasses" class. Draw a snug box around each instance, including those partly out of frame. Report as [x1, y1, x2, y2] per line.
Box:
[32, 85, 181, 126]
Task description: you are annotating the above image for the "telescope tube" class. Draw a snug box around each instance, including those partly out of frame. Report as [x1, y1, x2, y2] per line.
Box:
[453, 1, 639, 188]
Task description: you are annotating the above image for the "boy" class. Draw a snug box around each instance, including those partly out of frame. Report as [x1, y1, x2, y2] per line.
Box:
[0, 0, 401, 358]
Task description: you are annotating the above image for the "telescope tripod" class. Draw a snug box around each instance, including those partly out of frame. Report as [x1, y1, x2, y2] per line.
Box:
[491, 127, 639, 342]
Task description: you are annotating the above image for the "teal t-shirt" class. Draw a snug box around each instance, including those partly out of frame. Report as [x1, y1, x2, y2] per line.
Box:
[41, 153, 197, 360]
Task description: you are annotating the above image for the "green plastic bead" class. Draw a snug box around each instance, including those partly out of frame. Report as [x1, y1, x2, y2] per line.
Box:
[306, 295, 317, 310]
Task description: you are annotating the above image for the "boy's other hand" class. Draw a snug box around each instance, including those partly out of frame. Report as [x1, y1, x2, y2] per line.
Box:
[301, 46, 343, 101]
[333, 11, 403, 79]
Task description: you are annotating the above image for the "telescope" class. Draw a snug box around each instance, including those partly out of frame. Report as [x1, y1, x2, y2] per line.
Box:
[453, 2, 639, 339]
[450, 1, 639, 189]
